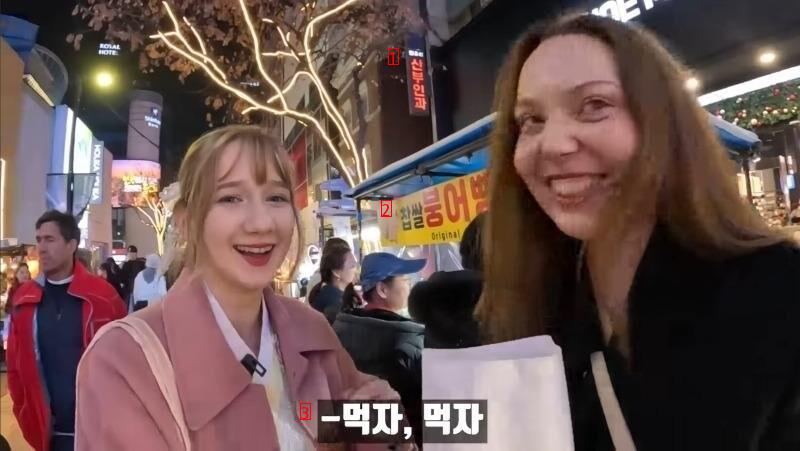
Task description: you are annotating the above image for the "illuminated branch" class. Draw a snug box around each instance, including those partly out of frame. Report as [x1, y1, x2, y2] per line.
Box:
[302, 0, 365, 181]
[261, 50, 301, 60]
[151, 0, 366, 187]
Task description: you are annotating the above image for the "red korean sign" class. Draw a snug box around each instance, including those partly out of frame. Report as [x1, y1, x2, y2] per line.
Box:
[404, 35, 429, 116]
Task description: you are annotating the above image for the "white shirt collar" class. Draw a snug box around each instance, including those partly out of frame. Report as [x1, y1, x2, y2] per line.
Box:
[204, 283, 273, 384]
[47, 275, 74, 285]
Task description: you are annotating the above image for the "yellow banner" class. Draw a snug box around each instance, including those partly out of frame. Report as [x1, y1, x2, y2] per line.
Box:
[380, 170, 488, 246]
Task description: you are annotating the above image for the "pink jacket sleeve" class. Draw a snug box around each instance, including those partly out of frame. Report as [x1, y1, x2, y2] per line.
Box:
[75, 328, 173, 451]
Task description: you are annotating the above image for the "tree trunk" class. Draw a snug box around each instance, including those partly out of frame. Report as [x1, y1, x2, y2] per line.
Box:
[352, 66, 369, 176]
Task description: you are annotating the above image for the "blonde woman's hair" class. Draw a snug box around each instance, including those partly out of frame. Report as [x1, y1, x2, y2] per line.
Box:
[174, 125, 303, 280]
[476, 14, 791, 344]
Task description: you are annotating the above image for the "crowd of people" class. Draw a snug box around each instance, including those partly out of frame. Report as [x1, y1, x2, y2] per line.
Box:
[1, 12, 799, 451]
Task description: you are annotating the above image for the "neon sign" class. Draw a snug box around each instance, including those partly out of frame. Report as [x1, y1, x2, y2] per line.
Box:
[405, 34, 429, 116]
[98, 43, 121, 56]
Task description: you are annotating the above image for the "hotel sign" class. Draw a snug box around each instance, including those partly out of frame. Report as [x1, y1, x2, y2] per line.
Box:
[590, 0, 667, 22]
[98, 42, 121, 56]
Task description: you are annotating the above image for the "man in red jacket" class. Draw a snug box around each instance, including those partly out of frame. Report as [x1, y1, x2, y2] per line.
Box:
[6, 210, 126, 451]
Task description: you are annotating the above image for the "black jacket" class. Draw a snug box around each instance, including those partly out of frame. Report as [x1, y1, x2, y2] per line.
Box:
[556, 226, 800, 451]
[310, 284, 343, 325]
[408, 269, 482, 349]
[333, 309, 425, 443]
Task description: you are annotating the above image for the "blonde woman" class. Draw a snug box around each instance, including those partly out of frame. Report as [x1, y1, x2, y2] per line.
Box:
[477, 14, 800, 450]
[76, 126, 406, 450]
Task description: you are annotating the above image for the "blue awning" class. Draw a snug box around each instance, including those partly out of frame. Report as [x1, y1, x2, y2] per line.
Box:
[348, 113, 494, 200]
[710, 113, 761, 153]
[349, 112, 759, 200]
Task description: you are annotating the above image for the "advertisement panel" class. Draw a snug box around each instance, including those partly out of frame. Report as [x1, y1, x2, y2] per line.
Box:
[111, 160, 161, 208]
[73, 118, 93, 173]
[381, 170, 488, 246]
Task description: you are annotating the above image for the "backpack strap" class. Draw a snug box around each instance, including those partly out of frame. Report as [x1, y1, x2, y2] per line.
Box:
[591, 351, 636, 451]
[78, 309, 191, 450]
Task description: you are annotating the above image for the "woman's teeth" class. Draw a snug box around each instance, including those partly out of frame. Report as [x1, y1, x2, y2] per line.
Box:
[550, 176, 602, 197]
[234, 245, 273, 254]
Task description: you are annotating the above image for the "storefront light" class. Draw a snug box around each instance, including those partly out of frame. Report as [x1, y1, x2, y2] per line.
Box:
[698, 65, 800, 106]
[362, 225, 381, 242]
[758, 50, 777, 66]
[685, 77, 701, 91]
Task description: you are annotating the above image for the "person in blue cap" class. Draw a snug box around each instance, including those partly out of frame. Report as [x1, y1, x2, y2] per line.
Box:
[332, 252, 426, 445]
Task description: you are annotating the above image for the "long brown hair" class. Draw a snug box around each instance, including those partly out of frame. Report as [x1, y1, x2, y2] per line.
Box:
[307, 242, 352, 307]
[476, 14, 790, 344]
[175, 125, 303, 279]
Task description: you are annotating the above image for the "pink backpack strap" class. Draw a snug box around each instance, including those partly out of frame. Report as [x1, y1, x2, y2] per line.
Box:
[77, 312, 191, 450]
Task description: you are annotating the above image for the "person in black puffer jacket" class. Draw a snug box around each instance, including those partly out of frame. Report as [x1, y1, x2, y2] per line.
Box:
[409, 212, 485, 349]
[333, 252, 426, 446]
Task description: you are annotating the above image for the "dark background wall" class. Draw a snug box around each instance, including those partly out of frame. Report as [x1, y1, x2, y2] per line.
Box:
[432, 0, 800, 136]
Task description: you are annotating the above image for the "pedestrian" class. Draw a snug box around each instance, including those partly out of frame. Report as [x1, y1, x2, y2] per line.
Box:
[2, 263, 32, 349]
[119, 245, 145, 304]
[306, 237, 350, 293]
[6, 210, 126, 451]
[476, 14, 800, 450]
[332, 252, 426, 446]
[130, 254, 167, 312]
[4, 263, 30, 315]
[98, 258, 124, 301]
[307, 243, 358, 324]
[409, 212, 484, 349]
[75, 125, 406, 450]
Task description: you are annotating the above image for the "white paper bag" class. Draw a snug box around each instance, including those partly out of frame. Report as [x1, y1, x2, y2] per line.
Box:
[422, 335, 574, 451]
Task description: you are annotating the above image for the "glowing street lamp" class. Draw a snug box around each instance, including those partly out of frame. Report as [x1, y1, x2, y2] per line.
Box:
[66, 68, 117, 215]
[95, 70, 115, 88]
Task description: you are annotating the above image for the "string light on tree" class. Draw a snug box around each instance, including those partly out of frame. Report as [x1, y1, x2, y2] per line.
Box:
[150, 0, 367, 187]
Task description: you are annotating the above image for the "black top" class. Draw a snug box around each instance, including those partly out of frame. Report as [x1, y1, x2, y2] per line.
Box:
[120, 259, 146, 301]
[311, 284, 343, 324]
[333, 308, 425, 444]
[554, 226, 800, 451]
[408, 269, 482, 349]
[37, 279, 84, 434]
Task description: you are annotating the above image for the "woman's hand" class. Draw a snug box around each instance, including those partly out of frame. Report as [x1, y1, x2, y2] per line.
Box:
[342, 378, 399, 401]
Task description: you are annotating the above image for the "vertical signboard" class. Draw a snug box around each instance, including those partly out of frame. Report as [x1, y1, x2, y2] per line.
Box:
[291, 134, 308, 210]
[127, 90, 162, 162]
[90, 138, 105, 204]
[405, 34, 430, 116]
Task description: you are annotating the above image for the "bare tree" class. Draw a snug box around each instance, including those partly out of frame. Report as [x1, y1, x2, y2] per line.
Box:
[72, 0, 423, 187]
[133, 184, 171, 255]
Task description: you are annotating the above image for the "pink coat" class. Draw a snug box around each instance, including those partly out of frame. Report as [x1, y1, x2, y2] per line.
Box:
[75, 271, 405, 450]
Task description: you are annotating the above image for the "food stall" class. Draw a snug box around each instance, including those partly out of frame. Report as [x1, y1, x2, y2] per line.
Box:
[348, 112, 768, 273]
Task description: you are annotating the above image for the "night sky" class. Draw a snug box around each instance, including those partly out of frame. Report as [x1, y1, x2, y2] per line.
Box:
[1, 0, 211, 185]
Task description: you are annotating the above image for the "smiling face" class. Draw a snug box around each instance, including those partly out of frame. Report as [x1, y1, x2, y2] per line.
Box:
[197, 141, 296, 294]
[513, 34, 639, 240]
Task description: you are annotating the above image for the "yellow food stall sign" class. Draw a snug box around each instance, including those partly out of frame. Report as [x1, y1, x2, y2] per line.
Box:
[380, 170, 488, 246]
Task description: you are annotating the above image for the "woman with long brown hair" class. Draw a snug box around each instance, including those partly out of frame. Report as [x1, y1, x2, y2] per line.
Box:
[477, 14, 800, 450]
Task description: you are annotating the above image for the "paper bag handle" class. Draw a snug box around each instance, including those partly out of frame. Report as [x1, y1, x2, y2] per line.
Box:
[591, 351, 636, 451]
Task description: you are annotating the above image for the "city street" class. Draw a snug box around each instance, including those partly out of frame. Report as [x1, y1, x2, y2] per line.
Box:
[1, 373, 32, 451]
[0, 0, 799, 449]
